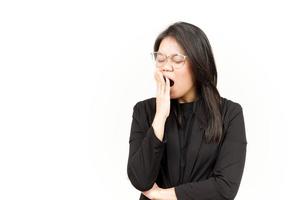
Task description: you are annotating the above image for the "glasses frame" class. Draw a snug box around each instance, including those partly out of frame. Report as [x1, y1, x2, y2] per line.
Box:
[150, 51, 188, 69]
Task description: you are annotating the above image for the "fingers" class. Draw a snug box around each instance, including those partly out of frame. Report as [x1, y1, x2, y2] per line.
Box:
[154, 70, 170, 95]
[154, 70, 163, 95]
[165, 76, 170, 93]
[154, 71, 160, 94]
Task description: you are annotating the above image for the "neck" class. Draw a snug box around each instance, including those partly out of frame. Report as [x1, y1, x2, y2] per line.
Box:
[177, 86, 199, 104]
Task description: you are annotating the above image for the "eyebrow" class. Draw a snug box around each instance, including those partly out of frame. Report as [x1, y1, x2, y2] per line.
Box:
[157, 51, 186, 56]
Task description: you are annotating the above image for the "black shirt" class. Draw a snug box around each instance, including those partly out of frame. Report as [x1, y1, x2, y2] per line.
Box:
[177, 101, 196, 184]
[127, 97, 247, 200]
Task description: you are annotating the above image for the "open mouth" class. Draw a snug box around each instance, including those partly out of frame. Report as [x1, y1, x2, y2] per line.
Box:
[163, 76, 174, 87]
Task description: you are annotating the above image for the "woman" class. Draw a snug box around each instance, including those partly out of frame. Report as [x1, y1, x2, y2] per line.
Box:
[127, 21, 247, 200]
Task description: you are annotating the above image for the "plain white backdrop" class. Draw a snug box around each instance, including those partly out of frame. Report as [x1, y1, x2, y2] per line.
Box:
[1, 0, 299, 199]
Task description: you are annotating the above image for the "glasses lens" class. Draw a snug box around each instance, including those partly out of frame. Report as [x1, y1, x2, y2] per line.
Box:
[172, 55, 185, 63]
[152, 53, 166, 67]
[151, 52, 186, 68]
[172, 54, 185, 68]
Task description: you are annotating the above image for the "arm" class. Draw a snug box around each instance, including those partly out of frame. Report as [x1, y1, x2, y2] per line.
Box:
[173, 103, 247, 200]
[142, 183, 177, 200]
[127, 102, 167, 191]
[128, 70, 171, 193]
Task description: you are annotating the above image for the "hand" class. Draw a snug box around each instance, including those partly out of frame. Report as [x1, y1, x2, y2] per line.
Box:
[142, 183, 178, 200]
[142, 183, 161, 200]
[154, 69, 171, 120]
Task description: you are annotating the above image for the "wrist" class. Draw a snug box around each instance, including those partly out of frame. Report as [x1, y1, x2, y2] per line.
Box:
[152, 116, 166, 141]
[158, 188, 177, 200]
[154, 113, 167, 121]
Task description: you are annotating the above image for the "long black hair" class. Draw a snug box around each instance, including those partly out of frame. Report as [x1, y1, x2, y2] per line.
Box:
[154, 21, 223, 143]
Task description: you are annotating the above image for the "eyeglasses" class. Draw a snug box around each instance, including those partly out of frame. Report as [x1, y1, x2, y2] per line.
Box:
[150, 51, 187, 69]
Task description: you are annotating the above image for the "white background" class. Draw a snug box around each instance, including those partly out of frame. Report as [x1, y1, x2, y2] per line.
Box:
[1, 0, 299, 199]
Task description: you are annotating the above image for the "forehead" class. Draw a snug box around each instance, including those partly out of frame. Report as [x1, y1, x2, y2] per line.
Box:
[158, 36, 185, 55]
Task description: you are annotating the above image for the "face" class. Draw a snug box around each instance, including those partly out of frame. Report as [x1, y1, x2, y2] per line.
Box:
[155, 36, 197, 102]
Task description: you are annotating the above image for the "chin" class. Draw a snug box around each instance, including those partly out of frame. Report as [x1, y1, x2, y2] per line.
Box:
[170, 93, 180, 99]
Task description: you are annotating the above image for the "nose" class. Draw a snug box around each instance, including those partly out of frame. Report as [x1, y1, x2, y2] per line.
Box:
[161, 60, 174, 72]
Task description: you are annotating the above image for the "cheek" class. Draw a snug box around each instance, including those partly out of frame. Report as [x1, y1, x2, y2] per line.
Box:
[177, 70, 194, 87]
[173, 72, 193, 93]
[170, 66, 194, 98]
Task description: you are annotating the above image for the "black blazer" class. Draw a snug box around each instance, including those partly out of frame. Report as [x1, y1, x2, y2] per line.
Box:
[127, 97, 247, 200]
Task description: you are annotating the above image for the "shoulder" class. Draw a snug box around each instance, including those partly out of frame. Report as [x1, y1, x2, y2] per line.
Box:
[132, 97, 156, 123]
[133, 97, 156, 111]
[220, 96, 243, 119]
[220, 96, 246, 143]
[220, 97, 244, 129]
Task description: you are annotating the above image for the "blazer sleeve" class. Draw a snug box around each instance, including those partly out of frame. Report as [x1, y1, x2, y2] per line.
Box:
[127, 101, 165, 191]
[175, 103, 247, 200]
